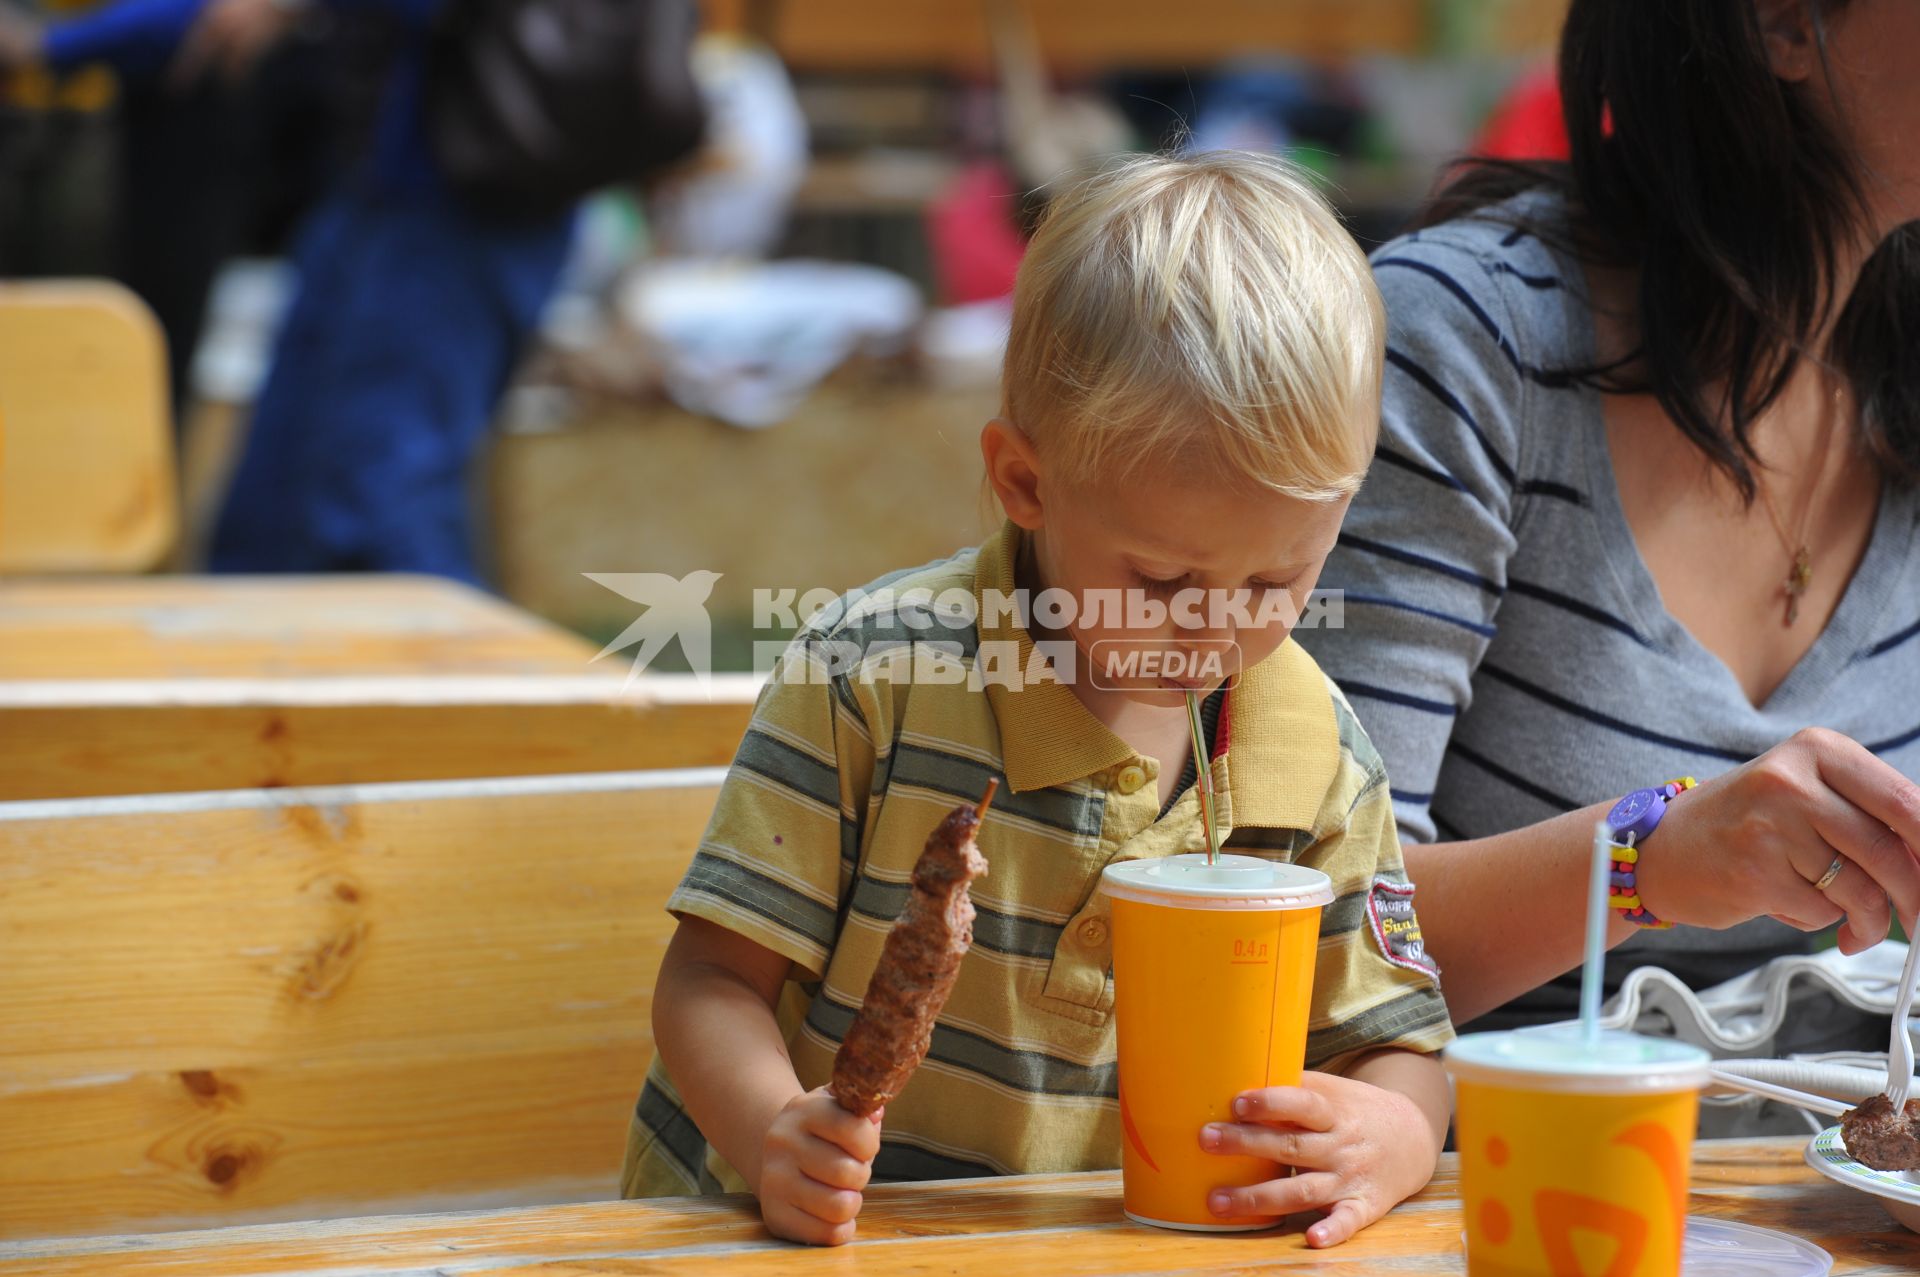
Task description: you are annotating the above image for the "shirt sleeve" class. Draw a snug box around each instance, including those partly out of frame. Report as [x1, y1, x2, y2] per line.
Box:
[1296, 687, 1455, 1073]
[1296, 229, 1529, 844]
[665, 637, 877, 981]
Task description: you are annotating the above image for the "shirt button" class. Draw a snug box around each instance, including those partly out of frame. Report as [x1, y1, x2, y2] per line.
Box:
[1114, 765, 1148, 794]
[1078, 918, 1109, 945]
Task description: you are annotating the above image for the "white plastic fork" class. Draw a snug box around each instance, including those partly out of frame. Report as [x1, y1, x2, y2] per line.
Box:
[1888, 921, 1920, 1109]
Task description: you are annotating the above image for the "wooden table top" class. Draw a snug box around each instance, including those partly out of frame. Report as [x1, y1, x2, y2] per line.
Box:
[0, 575, 766, 800]
[3, 1137, 1914, 1275]
[0, 575, 600, 680]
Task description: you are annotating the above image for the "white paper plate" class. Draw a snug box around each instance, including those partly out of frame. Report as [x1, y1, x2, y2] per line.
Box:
[1804, 1125, 1920, 1232]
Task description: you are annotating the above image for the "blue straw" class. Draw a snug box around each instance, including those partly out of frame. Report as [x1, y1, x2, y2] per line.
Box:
[1581, 819, 1611, 1046]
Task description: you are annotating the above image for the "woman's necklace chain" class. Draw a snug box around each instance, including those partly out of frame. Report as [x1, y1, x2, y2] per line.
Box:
[1752, 380, 1846, 627]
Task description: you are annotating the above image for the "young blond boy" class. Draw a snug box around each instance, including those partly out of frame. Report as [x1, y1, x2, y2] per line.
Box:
[621, 151, 1454, 1248]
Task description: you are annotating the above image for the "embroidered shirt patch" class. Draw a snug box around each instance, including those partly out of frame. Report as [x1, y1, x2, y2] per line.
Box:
[1366, 877, 1440, 982]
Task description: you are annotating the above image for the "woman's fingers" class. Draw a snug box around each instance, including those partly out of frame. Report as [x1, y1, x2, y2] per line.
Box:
[1826, 862, 1893, 953]
[1752, 817, 1841, 931]
[1769, 909, 1844, 933]
[1208, 1171, 1341, 1220]
[1759, 858, 1844, 933]
[1805, 739, 1918, 943]
[1808, 730, 1920, 924]
[1200, 1121, 1334, 1168]
[1830, 819, 1920, 933]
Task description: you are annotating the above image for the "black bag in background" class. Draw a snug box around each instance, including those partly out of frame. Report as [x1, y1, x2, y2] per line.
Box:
[426, 0, 707, 220]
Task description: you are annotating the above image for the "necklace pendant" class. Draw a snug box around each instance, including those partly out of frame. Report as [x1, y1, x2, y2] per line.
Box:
[1784, 545, 1813, 626]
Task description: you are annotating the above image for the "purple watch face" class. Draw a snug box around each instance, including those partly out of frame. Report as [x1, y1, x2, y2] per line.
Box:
[1607, 787, 1667, 843]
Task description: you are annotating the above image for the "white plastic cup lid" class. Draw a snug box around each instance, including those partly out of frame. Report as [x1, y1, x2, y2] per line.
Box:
[1455, 1218, 1831, 1276]
[1446, 1024, 1711, 1094]
[1100, 853, 1334, 911]
[1680, 1218, 1832, 1277]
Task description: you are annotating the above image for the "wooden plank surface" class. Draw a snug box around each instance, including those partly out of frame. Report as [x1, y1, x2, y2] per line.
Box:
[0, 576, 596, 679]
[0, 575, 762, 799]
[0, 281, 177, 574]
[703, 0, 1438, 68]
[490, 381, 999, 642]
[0, 771, 723, 1239]
[0, 675, 760, 800]
[1, 1139, 1912, 1274]
[701, 0, 1569, 72]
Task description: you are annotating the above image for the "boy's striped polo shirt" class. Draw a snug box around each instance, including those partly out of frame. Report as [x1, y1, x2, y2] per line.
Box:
[622, 522, 1452, 1196]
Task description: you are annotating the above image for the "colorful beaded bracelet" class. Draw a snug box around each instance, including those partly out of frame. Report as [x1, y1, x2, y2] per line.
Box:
[1608, 776, 1695, 929]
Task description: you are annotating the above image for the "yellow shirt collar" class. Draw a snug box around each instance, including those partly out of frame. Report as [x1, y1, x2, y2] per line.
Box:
[972, 521, 1338, 829]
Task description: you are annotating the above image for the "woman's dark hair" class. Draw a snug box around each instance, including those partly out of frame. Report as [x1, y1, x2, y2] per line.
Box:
[1421, 0, 1920, 498]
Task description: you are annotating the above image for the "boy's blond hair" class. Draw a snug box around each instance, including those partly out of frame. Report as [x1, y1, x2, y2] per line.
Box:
[1002, 150, 1385, 502]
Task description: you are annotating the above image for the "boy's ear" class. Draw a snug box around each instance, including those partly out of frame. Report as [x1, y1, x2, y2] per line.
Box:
[981, 418, 1047, 531]
[1756, 0, 1819, 84]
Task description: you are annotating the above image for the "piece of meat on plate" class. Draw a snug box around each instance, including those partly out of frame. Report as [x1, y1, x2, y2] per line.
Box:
[1841, 1093, 1920, 1172]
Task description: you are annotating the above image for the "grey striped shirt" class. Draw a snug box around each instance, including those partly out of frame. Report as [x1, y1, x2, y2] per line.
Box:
[1298, 192, 1920, 1031]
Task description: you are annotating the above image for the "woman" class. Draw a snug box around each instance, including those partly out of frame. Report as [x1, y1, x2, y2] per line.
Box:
[1299, 0, 1920, 1044]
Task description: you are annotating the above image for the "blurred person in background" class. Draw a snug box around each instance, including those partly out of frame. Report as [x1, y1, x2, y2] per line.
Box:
[3, 0, 700, 584]
[0, 0, 340, 418]
[204, 0, 579, 584]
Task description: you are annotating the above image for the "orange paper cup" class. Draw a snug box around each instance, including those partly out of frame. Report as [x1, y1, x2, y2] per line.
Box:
[1447, 1026, 1710, 1277]
[1102, 853, 1333, 1231]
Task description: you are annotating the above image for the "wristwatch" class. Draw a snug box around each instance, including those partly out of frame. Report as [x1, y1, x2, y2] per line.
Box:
[1604, 777, 1696, 928]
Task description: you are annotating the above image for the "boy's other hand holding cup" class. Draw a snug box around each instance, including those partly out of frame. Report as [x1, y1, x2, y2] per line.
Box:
[1198, 1071, 1442, 1248]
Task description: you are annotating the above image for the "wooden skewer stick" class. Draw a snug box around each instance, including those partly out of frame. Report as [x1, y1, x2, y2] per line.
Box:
[976, 777, 1000, 819]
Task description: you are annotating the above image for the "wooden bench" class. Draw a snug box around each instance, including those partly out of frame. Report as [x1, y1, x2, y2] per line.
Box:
[0, 575, 761, 800]
[701, 0, 1568, 71]
[0, 575, 604, 680]
[0, 282, 176, 574]
[0, 768, 724, 1240]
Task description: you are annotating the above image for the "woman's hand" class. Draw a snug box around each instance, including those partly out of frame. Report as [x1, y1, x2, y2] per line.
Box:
[757, 1087, 882, 1247]
[1638, 728, 1920, 950]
